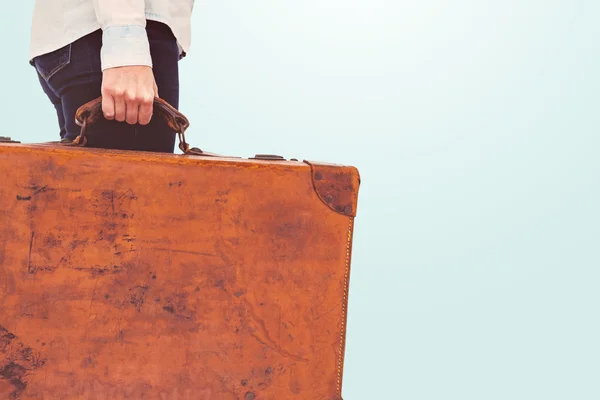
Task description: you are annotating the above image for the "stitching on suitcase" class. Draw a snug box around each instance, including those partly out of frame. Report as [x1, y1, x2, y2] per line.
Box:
[337, 217, 354, 398]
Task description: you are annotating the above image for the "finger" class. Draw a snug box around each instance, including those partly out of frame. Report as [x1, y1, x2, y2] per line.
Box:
[125, 100, 139, 125]
[102, 94, 115, 120]
[138, 96, 153, 126]
[154, 82, 159, 99]
[114, 97, 126, 122]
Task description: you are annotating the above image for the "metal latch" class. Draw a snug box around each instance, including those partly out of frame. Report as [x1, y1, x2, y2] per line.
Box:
[250, 154, 286, 161]
[0, 136, 20, 143]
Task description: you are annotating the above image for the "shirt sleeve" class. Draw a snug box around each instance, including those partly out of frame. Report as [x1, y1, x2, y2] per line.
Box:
[92, 0, 152, 70]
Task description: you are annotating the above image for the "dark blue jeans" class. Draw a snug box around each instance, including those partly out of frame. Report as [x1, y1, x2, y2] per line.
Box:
[32, 21, 180, 153]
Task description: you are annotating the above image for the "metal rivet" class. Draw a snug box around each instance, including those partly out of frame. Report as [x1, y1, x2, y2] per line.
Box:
[245, 393, 256, 400]
[344, 206, 353, 215]
[325, 195, 333, 203]
[315, 172, 323, 181]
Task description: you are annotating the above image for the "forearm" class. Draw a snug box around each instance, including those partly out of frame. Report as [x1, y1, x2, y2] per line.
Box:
[92, 0, 151, 70]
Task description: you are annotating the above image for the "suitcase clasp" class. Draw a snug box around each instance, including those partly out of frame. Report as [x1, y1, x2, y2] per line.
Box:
[250, 154, 286, 161]
[0, 136, 20, 143]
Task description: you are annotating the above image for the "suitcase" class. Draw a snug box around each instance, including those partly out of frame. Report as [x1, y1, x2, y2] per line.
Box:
[0, 98, 360, 399]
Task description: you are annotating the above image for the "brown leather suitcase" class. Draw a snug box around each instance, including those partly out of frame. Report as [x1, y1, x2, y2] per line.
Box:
[0, 99, 360, 399]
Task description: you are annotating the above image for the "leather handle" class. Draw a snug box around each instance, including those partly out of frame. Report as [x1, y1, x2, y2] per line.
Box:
[73, 96, 194, 153]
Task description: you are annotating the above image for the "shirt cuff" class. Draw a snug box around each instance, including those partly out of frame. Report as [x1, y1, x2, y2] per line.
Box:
[100, 25, 152, 70]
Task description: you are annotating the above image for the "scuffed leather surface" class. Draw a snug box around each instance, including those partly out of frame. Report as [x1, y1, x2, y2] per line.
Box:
[0, 144, 359, 400]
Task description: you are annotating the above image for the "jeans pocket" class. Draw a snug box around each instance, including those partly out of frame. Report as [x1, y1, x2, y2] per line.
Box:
[33, 44, 72, 81]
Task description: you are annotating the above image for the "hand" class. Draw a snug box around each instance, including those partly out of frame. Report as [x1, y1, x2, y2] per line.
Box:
[101, 66, 159, 126]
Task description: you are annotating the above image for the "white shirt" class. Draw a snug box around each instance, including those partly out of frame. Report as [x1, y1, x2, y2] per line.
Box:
[30, 0, 195, 70]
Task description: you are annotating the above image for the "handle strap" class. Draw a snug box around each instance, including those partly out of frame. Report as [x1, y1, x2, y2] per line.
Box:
[73, 96, 199, 154]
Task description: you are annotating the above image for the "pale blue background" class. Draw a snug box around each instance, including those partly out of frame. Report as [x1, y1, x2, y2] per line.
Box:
[3, 2, 600, 399]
